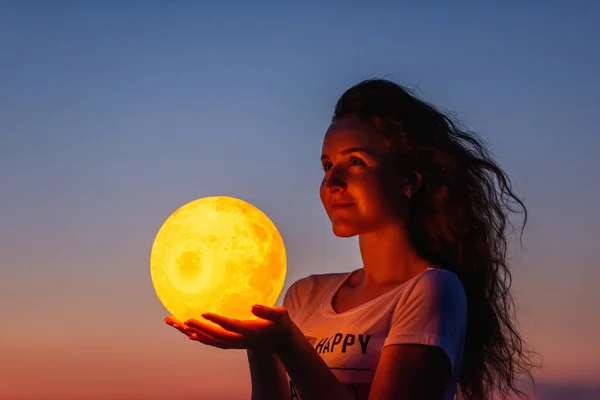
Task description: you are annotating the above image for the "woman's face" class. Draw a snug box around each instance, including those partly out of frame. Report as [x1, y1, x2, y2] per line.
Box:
[320, 116, 404, 237]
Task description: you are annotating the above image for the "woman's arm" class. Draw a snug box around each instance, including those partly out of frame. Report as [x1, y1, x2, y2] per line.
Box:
[368, 344, 451, 400]
[274, 322, 356, 400]
[274, 322, 451, 400]
[247, 349, 291, 400]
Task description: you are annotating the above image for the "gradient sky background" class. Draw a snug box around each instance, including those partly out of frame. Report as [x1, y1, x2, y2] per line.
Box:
[1, 2, 599, 399]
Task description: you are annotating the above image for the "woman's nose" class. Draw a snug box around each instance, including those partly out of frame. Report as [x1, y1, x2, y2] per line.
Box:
[324, 167, 347, 192]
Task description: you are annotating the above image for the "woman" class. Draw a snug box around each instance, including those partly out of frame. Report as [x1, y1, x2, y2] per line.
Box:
[166, 79, 536, 400]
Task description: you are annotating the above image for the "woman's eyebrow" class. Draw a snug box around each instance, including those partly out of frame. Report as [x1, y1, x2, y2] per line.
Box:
[321, 147, 377, 161]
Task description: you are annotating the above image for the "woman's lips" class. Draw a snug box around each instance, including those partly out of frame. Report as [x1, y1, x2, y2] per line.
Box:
[331, 202, 355, 210]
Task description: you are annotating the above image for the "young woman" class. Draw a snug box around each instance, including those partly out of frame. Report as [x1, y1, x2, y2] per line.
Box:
[166, 79, 536, 400]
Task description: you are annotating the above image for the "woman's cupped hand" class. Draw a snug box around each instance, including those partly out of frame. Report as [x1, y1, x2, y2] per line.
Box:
[165, 304, 294, 351]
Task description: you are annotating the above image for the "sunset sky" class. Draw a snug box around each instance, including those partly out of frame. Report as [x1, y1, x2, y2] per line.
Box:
[1, 2, 599, 399]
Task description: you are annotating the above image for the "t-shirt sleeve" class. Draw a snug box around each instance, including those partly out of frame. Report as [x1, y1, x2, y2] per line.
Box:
[282, 277, 307, 323]
[382, 269, 467, 371]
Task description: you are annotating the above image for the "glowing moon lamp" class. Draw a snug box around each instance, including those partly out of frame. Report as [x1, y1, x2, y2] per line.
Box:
[150, 196, 287, 324]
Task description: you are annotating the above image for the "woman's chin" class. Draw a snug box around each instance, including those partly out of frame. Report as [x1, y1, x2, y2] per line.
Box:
[332, 223, 360, 238]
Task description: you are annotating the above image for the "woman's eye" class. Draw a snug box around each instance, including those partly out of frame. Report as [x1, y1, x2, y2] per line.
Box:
[350, 157, 365, 167]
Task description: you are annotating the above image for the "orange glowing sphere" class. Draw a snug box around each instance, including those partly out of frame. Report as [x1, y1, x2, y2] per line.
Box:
[150, 196, 287, 323]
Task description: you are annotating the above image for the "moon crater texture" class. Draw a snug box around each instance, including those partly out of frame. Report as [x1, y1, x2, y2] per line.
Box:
[150, 196, 287, 322]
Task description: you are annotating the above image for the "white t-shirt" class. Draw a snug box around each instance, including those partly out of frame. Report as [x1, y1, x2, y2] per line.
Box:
[282, 267, 467, 400]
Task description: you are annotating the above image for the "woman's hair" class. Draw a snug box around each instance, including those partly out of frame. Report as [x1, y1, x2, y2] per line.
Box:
[332, 79, 537, 400]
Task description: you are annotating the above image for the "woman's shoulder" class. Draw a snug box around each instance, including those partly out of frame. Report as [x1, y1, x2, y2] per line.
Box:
[400, 267, 467, 312]
[414, 267, 465, 292]
[417, 267, 463, 284]
[287, 271, 347, 295]
[282, 271, 346, 314]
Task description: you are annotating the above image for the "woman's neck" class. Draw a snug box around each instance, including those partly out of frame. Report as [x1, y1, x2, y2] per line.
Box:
[357, 223, 430, 287]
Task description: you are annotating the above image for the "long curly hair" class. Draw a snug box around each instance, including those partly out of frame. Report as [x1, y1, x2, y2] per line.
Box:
[332, 79, 537, 400]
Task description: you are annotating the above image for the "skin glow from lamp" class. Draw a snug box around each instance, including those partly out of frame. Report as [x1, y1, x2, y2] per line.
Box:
[150, 196, 287, 325]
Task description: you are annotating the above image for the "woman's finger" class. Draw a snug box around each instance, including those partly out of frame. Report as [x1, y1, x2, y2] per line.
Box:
[251, 305, 288, 321]
[165, 316, 243, 349]
[186, 318, 244, 340]
[189, 330, 243, 349]
[185, 325, 214, 339]
[165, 317, 192, 336]
[164, 316, 190, 331]
[188, 329, 220, 343]
[199, 314, 249, 334]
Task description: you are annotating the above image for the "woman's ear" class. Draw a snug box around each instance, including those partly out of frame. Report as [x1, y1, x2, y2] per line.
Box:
[404, 172, 423, 198]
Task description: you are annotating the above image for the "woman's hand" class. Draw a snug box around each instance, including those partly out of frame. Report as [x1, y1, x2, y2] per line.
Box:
[164, 304, 294, 351]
